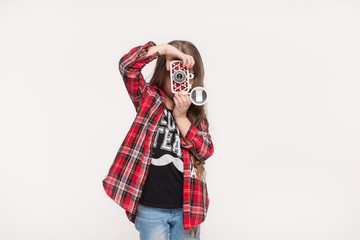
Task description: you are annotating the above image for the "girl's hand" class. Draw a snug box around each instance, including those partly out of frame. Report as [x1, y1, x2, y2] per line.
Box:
[165, 45, 195, 71]
[172, 91, 191, 119]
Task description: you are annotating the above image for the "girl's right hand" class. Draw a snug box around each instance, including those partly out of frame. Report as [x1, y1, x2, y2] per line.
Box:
[165, 45, 195, 71]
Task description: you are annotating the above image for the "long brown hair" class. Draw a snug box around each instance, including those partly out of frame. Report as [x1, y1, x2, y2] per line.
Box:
[149, 40, 207, 180]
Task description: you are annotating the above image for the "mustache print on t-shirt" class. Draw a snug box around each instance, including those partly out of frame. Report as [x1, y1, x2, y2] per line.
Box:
[151, 154, 183, 172]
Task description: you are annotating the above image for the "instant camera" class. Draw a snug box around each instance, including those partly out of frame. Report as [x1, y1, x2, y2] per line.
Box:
[170, 60, 208, 106]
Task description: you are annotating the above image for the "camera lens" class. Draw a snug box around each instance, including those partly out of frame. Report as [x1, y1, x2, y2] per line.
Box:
[173, 70, 186, 83]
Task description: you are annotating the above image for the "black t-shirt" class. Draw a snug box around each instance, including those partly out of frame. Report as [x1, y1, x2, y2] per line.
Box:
[139, 106, 184, 208]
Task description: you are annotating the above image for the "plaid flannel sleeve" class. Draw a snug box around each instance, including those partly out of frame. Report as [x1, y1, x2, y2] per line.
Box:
[181, 116, 214, 162]
[118, 41, 160, 111]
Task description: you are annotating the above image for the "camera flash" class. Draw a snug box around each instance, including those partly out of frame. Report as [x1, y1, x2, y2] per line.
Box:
[196, 90, 203, 102]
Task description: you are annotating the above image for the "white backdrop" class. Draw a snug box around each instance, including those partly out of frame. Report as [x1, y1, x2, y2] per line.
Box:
[1, 0, 360, 239]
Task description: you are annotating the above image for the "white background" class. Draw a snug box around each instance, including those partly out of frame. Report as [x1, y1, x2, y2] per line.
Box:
[1, 0, 360, 239]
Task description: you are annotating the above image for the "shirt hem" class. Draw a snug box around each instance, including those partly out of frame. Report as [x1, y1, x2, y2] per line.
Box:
[138, 201, 183, 209]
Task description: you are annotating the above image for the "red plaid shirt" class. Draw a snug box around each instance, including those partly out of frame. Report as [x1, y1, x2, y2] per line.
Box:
[102, 41, 214, 230]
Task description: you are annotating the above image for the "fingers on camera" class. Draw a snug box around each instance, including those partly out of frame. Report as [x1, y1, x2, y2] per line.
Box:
[187, 56, 194, 69]
[179, 53, 193, 69]
[184, 56, 192, 69]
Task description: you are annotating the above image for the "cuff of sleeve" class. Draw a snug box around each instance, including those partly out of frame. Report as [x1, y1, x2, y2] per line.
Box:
[185, 124, 198, 141]
[138, 41, 160, 61]
[145, 40, 156, 47]
[180, 124, 197, 149]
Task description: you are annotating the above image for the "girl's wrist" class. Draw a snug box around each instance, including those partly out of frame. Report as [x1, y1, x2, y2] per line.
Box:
[174, 115, 187, 121]
[146, 44, 168, 57]
[160, 44, 169, 55]
[173, 116, 192, 138]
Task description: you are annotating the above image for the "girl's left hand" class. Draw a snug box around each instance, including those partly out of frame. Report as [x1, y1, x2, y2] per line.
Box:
[173, 91, 191, 119]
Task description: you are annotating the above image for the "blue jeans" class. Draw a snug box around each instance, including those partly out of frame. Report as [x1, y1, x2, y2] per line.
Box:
[134, 203, 200, 240]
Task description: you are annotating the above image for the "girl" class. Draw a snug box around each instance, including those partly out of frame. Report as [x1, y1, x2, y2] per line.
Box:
[102, 40, 214, 240]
